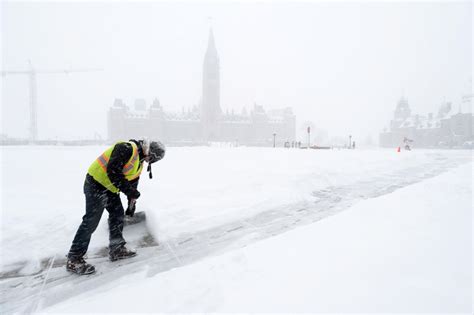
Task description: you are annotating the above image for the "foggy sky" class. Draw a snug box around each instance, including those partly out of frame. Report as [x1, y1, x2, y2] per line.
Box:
[1, 1, 472, 143]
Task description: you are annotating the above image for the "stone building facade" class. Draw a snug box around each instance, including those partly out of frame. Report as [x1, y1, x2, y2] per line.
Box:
[379, 96, 473, 148]
[108, 29, 296, 146]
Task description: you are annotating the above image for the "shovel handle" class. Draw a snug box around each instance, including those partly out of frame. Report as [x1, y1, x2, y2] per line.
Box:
[126, 198, 137, 217]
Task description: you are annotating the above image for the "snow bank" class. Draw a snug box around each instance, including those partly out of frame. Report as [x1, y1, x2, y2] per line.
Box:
[44, 162, 472, 313]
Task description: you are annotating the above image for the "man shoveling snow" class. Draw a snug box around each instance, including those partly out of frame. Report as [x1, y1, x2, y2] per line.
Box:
[66, 139, 165, 275]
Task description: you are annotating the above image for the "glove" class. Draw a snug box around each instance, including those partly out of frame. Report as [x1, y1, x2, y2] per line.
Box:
[127, 189, 140, 200]
[125, 198, 137, 217]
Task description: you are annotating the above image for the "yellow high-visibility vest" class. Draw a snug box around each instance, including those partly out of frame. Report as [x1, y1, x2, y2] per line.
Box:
[88, 141, 143, 193]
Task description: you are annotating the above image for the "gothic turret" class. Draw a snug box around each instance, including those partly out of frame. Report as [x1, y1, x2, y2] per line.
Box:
[394, 97, 411, 121]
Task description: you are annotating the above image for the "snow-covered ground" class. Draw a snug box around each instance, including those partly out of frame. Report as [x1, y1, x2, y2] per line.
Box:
[0, 146, 472, 313]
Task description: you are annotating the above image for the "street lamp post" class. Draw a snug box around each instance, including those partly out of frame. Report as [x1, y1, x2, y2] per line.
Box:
[307, 126, 311, 148]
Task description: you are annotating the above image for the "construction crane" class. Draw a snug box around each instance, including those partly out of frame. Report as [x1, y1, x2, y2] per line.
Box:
[1, 61, 102, 141]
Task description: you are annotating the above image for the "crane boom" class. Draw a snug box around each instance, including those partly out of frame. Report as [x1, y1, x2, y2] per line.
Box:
[2, 68, 102, 76]
[1, 70, 31, 76]
[2, 62, 102, 141]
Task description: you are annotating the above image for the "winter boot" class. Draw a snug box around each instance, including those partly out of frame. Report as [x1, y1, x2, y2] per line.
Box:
[66, 257, 96, 275]
[109, 246, 137, 261]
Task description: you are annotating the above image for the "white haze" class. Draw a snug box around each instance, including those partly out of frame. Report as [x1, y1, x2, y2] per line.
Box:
[1, 1, 472, 143]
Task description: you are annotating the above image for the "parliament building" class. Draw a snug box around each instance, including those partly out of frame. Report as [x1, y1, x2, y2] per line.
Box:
[108, 29, 296, 146]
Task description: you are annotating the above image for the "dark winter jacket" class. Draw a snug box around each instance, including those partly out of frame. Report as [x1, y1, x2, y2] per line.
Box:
[87, 139, 144, 199]
[107, 139, 146, 199]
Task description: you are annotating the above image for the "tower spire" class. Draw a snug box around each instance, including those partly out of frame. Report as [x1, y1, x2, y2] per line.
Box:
[205, 27, 218, 59]
[201, 25, 221, 140]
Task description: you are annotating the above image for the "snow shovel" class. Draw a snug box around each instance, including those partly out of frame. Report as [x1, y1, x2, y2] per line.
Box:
[124, 199, 146, 226]
[123, 199, 157, 247]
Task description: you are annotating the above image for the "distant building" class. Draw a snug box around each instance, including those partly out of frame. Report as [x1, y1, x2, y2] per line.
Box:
[108, 29, 296, 146]
[379, 96, 474, 148]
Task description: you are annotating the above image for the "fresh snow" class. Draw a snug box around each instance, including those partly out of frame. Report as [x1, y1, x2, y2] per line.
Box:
[43, 156, 472, 313]
[0, 146, 472, 312]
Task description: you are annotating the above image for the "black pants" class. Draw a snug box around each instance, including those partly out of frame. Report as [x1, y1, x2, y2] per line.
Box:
[68, 174, 126, 260]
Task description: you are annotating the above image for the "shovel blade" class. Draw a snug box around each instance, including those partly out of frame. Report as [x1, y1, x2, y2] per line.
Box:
[124, 211, 146, 226]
